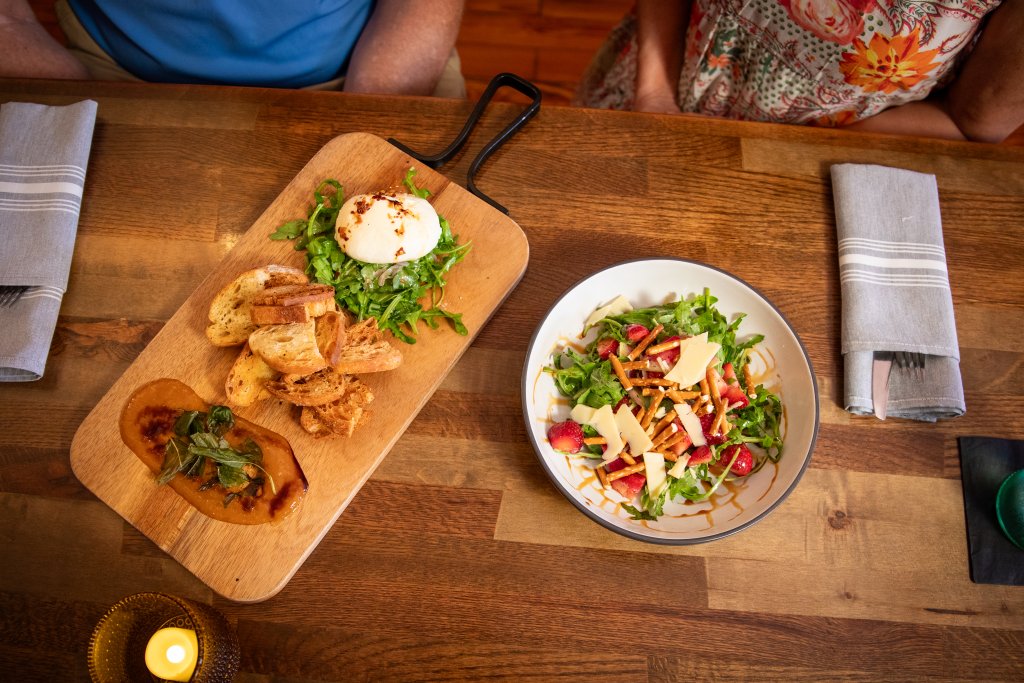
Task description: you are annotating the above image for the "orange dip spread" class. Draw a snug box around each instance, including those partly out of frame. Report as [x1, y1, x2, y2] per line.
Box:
[120, 378, 307, 525]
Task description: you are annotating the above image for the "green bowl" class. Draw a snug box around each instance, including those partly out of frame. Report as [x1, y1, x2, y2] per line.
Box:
[995, 469, 1024, 550]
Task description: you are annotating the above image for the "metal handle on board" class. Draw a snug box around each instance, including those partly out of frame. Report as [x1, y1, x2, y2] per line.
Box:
[388, 72, 542, 215]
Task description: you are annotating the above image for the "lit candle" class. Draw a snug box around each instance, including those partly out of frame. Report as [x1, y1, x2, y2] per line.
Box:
[144, 627, 198, 682]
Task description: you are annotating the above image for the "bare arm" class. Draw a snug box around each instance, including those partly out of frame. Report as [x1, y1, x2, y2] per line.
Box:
[343, 0, 463, 96]
[634, 0, 691, 113]
[847, 0, 1024, 143]
[0, 0, 88, 79]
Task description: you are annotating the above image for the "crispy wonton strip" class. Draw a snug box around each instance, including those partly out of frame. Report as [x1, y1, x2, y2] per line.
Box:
[640, 395, 660, 430]
[651, 410, 676, 436]
[645, 337, 681, 356]
[627, 324, 664, 360]
[666, 389, 700, 402]
[707, 366, 722, 414]
[610, 355, 632, 390]
[595, 465, 609, 489]
[711, 399, 730, 436]
[630, 377, 677, 387]
[605, 461, 646, 482]
[621, 361, 650, 371]
[661, 430, 690, 451]
[650, 423, 678, 451]
[584, 436, 606, 445]
[743, 363, 758, 398]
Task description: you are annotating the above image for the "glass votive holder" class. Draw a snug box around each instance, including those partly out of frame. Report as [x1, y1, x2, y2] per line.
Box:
[996, 468, 1024, 550]
[88, 592, 240, 683]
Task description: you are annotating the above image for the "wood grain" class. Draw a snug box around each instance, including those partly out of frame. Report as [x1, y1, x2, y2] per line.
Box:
[1, 79, 1022, 682]
[68, 133, 528, 602]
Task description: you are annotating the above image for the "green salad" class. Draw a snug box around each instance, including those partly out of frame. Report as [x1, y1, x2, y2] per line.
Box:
[544, 289, 784, 521]
[270, 169, 471, 344]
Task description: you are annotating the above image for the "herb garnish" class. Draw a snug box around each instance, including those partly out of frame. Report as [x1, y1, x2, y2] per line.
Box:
[158, 405, 275, 508]
[270, 168, 471, 344]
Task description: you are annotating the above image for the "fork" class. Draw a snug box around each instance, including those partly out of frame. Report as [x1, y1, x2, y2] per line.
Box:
[894, 351, 927, 380]
[0, 286, 29, 308]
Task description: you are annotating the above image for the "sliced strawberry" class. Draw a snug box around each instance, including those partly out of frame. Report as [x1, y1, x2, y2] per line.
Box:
[668, 432, 693, 456]
[719, 444, 754, 476]
[717, 363, 749, 409]
[723, 362, 737, 383]
[605, 457, 627, 472]
[649, 335, 682, 365]
[610, 472, 646, 498]
[614, 396, 642, 417]
[596, 338, 619, 360]
[699, 413, 728, 445]
[547, 420, 584, 454]
[721, 384, 750, 410]
[624, 324, 649, 343]
[688, 445, 713, 465]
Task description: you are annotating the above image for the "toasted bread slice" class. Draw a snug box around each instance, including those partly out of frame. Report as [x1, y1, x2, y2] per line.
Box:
[264, 367, 349, 406]
[253, 283, 335, 306]
[314, 310, 346, 367]
[250, 284, 337, 325]
[334, 317, 402, 374]
[206, 265, 308, 347]
[225, 343, 279, 406]
[248, 320, 327, 375]
[299, 376, 374, 437]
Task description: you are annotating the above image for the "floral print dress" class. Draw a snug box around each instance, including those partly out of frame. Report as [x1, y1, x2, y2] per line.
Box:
[575, 0, 1003, 126]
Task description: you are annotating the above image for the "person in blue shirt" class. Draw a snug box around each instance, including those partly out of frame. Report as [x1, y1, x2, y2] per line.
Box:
[0, 0, 466, 97]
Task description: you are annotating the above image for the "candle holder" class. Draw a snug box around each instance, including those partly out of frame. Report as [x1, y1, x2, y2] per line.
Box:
[88, 592, 240, 683]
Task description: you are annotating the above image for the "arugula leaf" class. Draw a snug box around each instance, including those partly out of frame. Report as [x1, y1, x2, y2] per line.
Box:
[403, 167, 431, 198]
[157, 406, 276, 505]
[271, 170, 470, 343]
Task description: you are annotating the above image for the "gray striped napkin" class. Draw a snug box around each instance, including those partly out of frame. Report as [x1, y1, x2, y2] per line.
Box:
[832, 163, 965, 421]
[0, 100, 97, 381]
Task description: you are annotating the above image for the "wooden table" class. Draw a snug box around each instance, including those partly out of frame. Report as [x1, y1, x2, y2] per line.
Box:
[1, 78, 1021, 682]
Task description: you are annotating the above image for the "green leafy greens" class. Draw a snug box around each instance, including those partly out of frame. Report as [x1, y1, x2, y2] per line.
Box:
[157, 405, 274, 508]
[270, 168, 471, 344]
[545, 288, 784, 520]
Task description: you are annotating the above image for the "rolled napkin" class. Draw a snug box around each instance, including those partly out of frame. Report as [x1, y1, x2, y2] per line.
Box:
[0, 100, 97, 381]
[832, 163, 965, 421]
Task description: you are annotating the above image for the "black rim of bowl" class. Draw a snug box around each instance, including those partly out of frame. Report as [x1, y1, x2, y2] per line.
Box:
[520, 257, 820, 545]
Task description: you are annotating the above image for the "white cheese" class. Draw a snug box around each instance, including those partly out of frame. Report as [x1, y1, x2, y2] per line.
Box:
[668, 456, 691, 478]
[643, 452, 668, 498]
[335, 192, 441, 264]
[672, 402, 706, 447]
[664, 332, 721, 388]
[583, 295, 633, 330]
[570, 404, 623, 461]
[569, 404, 596, 424]
[615, 403, 654, 455]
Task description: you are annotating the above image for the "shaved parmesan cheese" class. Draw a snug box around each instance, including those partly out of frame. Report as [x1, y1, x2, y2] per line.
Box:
[583, 295, 632, 330]
[643, 452, 668, 498]
[664, 332, 721, 388]
[614, 404, 653, 455]
[571, 404, 624, 461]
[668, 456, 691, 478]
[673, 402, 706, 447]
[569, 404, 596, 424]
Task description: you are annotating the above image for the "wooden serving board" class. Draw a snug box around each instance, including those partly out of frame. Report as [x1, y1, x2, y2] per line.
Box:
[69, 133, 529, 603]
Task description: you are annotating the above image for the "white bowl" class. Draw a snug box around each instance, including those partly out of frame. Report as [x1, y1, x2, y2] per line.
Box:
[521, 258, 819, 544]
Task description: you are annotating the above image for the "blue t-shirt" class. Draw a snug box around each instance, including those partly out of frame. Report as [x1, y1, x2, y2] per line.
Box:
[67, 0, 374, 87]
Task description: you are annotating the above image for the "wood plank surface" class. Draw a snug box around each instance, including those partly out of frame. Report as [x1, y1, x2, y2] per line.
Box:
[0, 78, 1022, 682]
[68, 132, 528, 603]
